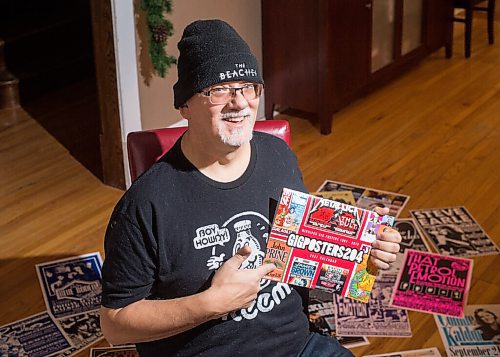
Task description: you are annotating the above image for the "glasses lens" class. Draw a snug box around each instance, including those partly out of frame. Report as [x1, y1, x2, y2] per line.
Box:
[209, 88, 230, 104]
[208, 84, 263, 104]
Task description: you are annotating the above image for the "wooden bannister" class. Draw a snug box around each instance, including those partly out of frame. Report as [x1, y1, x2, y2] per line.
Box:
[0, 39, 20, 110]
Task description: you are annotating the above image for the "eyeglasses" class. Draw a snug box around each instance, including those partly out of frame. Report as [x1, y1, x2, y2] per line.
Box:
[200, 83, 264, 105]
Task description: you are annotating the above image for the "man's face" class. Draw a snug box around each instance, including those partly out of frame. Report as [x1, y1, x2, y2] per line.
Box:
[478, 311, 495, 324]
[181, 81, 260, 148]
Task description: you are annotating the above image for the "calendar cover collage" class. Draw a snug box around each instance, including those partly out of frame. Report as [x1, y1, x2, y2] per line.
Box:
[264, 188, 395, 303]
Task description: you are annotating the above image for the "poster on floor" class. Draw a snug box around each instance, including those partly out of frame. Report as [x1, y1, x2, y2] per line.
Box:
[311, 191, 357, 206]
[363, 347, 442, 356]
[379, 218, 432, 278]
[0, 311, 72, 357]
[35, 252, 103, 319]
[410, 206, 499, 257]
[434, 304, 500, 357]
[308, 289, 369, 349]
[335, 275, 412, 337]
[316, 179, 409, 218]
[90, 345, 139, 357]
[390, 250, 473, 317]
[35, 252, 105, 355]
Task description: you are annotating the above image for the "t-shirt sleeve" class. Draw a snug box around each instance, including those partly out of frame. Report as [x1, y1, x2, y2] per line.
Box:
[101, 211, 157, 309]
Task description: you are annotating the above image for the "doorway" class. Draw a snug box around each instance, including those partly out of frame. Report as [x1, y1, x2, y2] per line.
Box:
[1, 0, 103, 181]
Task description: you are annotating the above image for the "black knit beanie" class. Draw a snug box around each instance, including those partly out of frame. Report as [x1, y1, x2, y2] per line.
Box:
[173, 19, 264, 109]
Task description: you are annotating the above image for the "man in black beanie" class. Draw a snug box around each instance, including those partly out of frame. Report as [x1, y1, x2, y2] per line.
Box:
[100, 19, 401, 357]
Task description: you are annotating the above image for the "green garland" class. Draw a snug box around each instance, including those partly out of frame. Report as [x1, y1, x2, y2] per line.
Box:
[142, 0, 176, 77]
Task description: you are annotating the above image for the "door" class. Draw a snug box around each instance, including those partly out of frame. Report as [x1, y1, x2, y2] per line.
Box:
[329, 0, 372, 108]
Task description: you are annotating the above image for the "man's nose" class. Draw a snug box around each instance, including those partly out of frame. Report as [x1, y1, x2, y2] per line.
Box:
[227, 89, 249, 109]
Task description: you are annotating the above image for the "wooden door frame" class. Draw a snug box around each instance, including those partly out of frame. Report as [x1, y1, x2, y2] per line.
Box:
[89, 0, 125, 189]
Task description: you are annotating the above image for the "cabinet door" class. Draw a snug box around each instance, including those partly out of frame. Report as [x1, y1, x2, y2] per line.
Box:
[402, 0, 424, 55]
[371, 0, 397, 72]
[329, 0, 371, 108]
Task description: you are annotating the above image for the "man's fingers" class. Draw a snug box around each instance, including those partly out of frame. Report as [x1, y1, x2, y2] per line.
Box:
[370, 248, 397, 264]
[372, 239, 400, 253]
[369, 256, 391, 270]
[377, 229, 402, 244]
[222, 246, 252, 270]
[373, 206, 390, 216]
[254, 263, 277, 278]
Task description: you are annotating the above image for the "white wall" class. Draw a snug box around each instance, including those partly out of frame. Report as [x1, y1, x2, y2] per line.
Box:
[134, 0, 264, 130]
[111, 0, 142, 186]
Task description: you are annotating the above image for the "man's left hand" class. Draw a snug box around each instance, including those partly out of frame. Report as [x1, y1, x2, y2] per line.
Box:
[369, 207, 402, 270]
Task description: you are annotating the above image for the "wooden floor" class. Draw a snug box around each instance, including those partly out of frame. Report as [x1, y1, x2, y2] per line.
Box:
[1, 15, 499, 357]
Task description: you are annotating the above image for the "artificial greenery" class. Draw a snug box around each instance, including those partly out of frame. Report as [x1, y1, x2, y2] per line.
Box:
[142, 0, 176, 77]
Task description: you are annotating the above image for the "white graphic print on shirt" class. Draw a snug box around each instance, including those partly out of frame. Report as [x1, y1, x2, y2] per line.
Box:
[192, 211, 293, 322]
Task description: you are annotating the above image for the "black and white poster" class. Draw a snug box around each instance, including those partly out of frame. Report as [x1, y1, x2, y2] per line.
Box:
[410, 206, 499, 257]
[308, 289, 369, 349]
[0, 312, 71, 357]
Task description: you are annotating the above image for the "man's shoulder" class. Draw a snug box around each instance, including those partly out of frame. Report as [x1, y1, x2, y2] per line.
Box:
[252, 129, 291, 151]
[116, 161, 180, 213]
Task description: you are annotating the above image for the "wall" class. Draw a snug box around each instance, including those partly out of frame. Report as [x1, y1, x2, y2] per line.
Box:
[134, 0, 263, 130]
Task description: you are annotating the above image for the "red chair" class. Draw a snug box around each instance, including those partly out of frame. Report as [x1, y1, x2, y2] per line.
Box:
[127, 119, 291, 182]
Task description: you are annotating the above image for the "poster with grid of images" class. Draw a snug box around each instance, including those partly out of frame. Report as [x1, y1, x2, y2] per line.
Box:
[316, 180, 410, 218]
[390, 250, 473, 318]
[410, 206, 499, 257]
[264, 188, 395, 303]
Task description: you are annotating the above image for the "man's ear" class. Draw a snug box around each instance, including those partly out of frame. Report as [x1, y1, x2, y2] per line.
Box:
[179, 104, 191, 120]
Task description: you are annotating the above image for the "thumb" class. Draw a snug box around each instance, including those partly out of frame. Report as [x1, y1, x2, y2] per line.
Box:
[373, 206, 390, 216]
[222, 246, 252, 270]
[254, 262, 277, 278]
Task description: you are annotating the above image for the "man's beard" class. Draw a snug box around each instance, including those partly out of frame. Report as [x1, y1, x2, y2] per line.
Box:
[217, 109, 254, 147]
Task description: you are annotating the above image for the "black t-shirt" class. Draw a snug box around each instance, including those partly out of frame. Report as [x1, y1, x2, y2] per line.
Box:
[102, 132, 310, 356]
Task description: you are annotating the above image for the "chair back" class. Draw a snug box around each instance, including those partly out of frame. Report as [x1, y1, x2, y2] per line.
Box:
[127, 119, 291, 182]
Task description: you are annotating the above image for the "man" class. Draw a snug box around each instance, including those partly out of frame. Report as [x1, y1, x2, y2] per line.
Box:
[100, 19, 401, 356]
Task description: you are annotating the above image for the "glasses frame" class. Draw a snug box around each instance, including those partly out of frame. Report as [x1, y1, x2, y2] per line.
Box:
[200, 83, 264, 105]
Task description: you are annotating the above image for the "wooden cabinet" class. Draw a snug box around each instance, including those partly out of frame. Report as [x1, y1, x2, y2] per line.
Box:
[262, 0, 453, 134]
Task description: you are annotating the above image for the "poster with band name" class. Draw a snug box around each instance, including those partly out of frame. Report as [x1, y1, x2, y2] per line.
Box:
[35, 253, 104, 355]
[390, 250, 473, 317]
[264, 188, 394, 303]
[410, 206, 499, 257]
[434, 304, 500, 357]
[308, 289, 369, 349]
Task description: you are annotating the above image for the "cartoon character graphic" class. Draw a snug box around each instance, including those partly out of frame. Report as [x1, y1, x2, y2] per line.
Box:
[347, 254, 376, 302]
[232, 220, 265, 269]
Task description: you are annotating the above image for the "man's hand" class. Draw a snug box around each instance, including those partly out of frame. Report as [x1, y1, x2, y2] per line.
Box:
[206, 246, 275, 317]
[369, 207, 402, 270]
